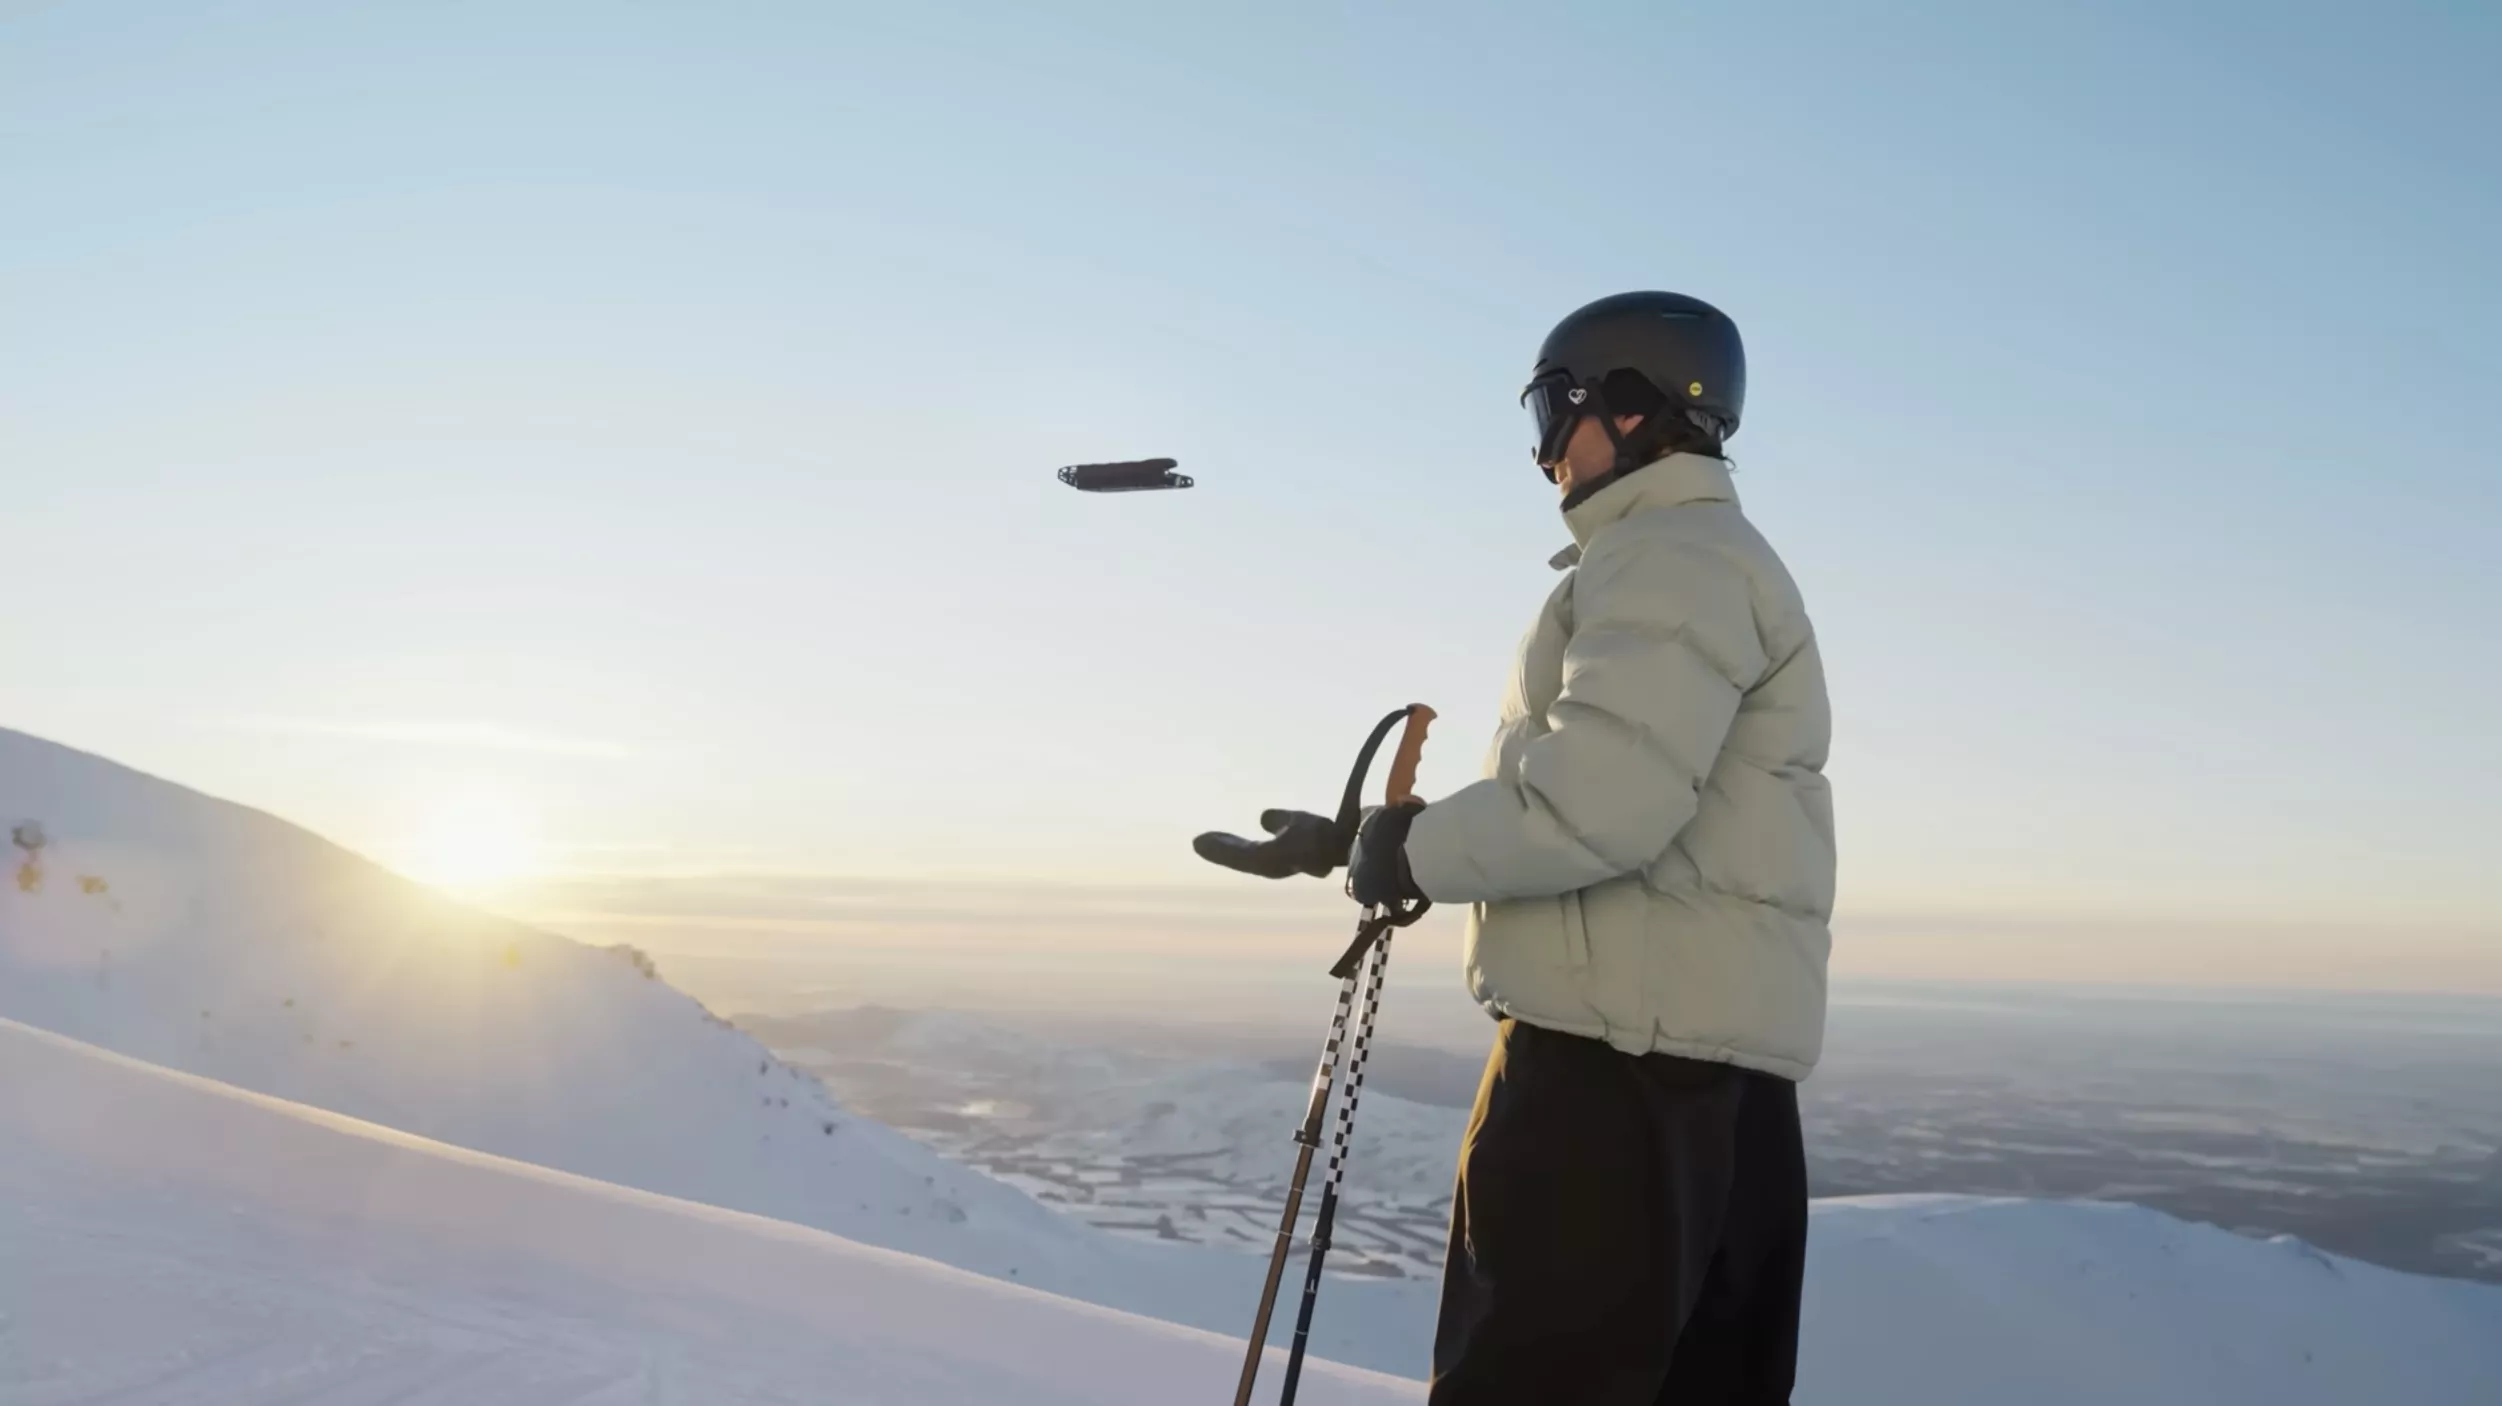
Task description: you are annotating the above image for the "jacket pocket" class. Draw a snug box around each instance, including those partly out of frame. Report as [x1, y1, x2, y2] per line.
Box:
[1559, 890, 1592, 972]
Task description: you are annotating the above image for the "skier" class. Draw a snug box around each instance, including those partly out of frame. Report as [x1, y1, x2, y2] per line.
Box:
[1235, 291, 1835, 1402]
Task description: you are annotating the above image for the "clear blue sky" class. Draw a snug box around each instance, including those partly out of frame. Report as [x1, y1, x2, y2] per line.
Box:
[4, 1, 2496, 994]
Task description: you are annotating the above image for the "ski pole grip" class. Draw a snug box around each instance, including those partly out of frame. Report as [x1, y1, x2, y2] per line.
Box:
[1383, 705, 1435, 805]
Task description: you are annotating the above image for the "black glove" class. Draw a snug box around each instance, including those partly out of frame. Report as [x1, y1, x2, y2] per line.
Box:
[1346, 800, 1426, 909]
[1193, 808, 1346, 880]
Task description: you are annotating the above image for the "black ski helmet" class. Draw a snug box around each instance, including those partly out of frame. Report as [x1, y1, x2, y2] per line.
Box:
[1522, 291, 1745, 485]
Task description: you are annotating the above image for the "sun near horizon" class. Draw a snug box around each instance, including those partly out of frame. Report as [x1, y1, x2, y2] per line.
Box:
[384, 782, 547, 896]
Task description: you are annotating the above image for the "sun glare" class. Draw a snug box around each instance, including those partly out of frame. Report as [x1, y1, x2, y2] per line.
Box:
[395, 788, 543, 893]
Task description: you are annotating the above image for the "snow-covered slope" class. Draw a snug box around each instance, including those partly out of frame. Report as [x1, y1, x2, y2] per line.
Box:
[0, 1015, 1414, 1405]
[0, 727, 1434, 1370]
[10, 1015, 2501, 1405]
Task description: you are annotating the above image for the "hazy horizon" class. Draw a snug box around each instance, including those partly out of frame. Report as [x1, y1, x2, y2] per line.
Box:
[11, 718, 2502, 1030]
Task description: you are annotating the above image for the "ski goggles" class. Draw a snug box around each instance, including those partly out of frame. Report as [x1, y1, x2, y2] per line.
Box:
[1521, 371, 1594, 479]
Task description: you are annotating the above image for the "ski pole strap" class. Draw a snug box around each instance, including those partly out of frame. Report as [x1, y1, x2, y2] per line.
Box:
[1327, 911, 1387, 982]
[1330, 707, 1410, 844]
[1331, 703, 1433, 845]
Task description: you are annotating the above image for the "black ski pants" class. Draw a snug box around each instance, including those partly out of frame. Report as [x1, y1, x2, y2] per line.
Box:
[1427, 1017, 1808, 1405]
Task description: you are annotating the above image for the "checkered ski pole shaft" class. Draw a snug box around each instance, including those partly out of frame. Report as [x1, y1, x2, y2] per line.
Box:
[1323, 935, 1393, 1199]
[1233, 960, 1365, 1406]
[1277, 930, 1396, 1406]
[1294, 968, 1361, 1151]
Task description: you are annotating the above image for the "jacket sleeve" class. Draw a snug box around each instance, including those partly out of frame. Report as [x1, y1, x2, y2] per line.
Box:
[1402, 532, 1767, 904]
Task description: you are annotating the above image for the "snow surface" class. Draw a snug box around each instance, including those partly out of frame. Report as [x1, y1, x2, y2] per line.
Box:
[0, 1015, 1415, 1405]
[11, 1015, 2502, 1405]
[0, 726, 1432, 1372]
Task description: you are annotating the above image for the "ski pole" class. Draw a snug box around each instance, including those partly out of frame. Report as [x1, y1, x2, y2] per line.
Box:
[1232, 959, 1364, 1406]
[1277, 929, 1393, 1405]
[1230, 703, 1435, 1406]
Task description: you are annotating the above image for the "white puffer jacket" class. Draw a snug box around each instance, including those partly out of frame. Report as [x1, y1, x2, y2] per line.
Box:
[1404, 453, 1836, 1081]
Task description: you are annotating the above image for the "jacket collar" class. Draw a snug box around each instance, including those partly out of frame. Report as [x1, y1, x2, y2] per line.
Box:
[1550, 453, 1739, 567]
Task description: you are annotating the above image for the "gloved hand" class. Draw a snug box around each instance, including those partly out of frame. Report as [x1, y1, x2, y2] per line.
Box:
[1192, 808, 1346, 880]
[1346, 800, 1427, 909]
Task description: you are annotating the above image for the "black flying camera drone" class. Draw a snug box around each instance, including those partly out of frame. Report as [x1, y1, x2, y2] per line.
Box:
[1058, 457, 1194, 492]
